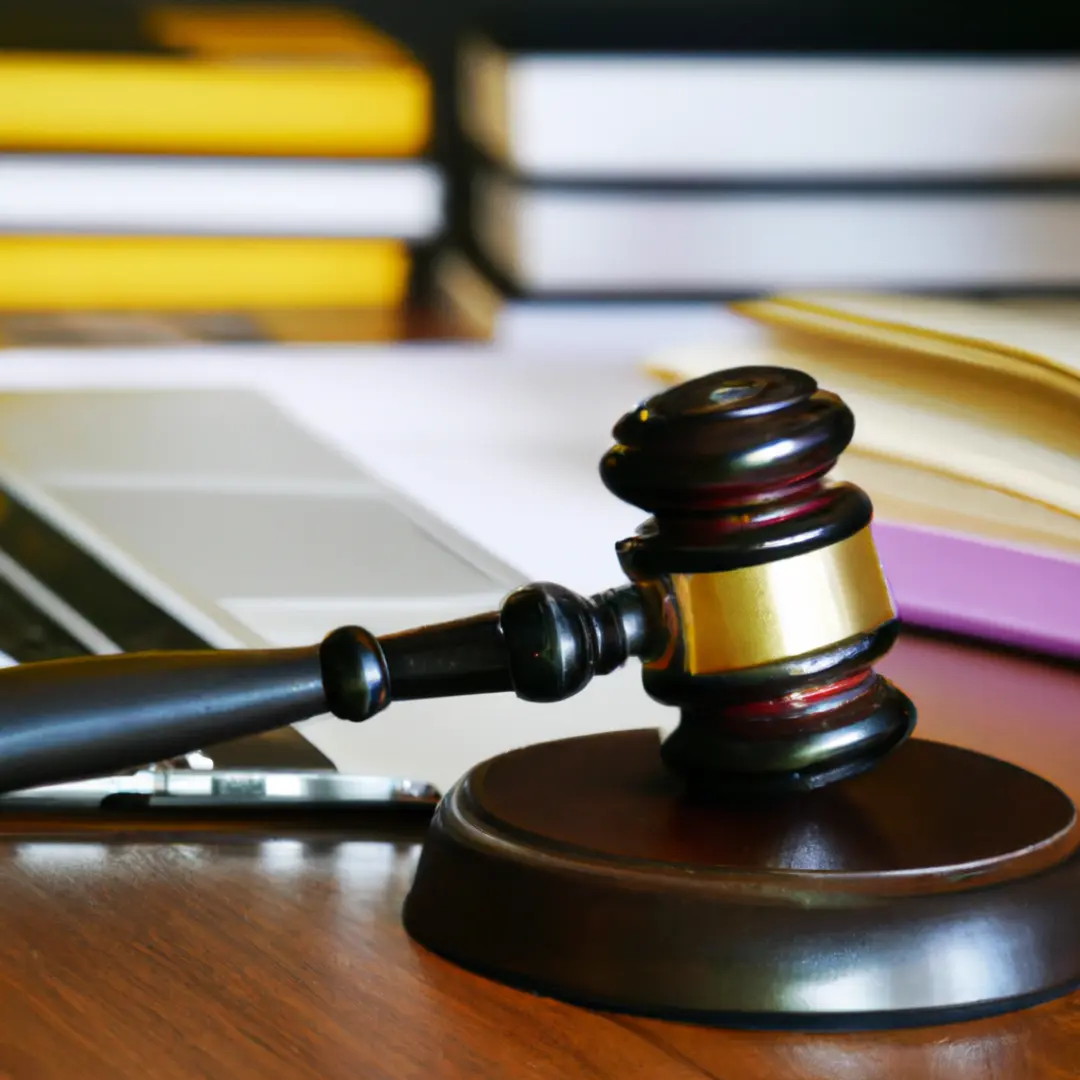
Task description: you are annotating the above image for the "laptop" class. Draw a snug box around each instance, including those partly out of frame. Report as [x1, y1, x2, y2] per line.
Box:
[0, 349, 672, 805]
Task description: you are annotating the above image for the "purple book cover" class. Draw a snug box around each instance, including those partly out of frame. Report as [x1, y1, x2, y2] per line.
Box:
[872, 520, 1080, 660]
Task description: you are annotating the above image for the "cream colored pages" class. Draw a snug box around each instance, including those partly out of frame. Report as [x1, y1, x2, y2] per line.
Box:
[836, 451, 1080, 559]
[649, 336, 1080, 556]
[647, 307, 1080, 522]
[732, 293, 1080, 386]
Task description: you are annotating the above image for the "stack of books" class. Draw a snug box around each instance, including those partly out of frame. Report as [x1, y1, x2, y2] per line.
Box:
[0, 1, 443, 346]
[435, 3, 1080, 351]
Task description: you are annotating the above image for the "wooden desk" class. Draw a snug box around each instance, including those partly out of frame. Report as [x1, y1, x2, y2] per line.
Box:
[0, 631, 1078, 1079]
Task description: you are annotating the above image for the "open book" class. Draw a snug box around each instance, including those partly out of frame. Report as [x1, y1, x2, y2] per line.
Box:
[646, 293, 1080, 659]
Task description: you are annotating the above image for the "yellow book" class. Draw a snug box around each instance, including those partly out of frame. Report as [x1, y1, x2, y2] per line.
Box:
[0, 236, 410, 310]
[0, 4, 430, 155]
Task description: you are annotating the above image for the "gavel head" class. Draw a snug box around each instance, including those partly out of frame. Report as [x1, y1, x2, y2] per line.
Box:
[601, 366, 915, 795]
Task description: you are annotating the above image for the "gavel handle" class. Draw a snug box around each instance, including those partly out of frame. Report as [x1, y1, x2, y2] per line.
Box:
[0, 583, 647, 795]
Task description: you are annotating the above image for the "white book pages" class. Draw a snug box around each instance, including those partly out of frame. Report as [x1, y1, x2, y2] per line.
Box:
[0, 156, 444, 238]
[476, 174, 1080, 293]
[465, 50, 1080, 180]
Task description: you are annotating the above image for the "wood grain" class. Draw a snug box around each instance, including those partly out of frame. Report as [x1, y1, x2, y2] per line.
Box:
[0, 834, 704, 1080]
[0, 629, 1077, 1079]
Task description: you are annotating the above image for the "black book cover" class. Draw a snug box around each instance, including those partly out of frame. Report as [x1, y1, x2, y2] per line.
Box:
[0, 0, 174, 54]
[462, 0, 1080, 55]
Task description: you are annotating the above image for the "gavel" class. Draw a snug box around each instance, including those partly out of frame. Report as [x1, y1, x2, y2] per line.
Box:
[4, 365, 1078, 1029]
[0, 365, 913, 797]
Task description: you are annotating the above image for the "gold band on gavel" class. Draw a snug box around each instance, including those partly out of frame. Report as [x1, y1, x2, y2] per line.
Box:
[644, 526, 896, 675]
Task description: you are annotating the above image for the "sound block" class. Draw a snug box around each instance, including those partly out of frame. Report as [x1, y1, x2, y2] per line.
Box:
[403, 729, 1080, 1029]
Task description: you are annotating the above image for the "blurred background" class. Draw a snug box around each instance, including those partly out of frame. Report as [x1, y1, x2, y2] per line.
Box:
[2, 0, 1077, 348]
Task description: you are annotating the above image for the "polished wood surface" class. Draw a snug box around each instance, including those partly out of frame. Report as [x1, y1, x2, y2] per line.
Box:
[405, 728, 1080, 1025]
[1, 629, 1079, 1078]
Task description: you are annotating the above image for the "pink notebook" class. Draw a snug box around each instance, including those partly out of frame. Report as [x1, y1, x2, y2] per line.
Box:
[874, 521, 1080, 660]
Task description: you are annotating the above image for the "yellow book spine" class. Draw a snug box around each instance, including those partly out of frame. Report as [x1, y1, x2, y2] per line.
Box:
[0, 237, 411, 310]
[0, 56, 431, 155]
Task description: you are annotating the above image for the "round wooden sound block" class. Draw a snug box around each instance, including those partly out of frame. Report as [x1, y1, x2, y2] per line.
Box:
[403, 729, 1080, 1029]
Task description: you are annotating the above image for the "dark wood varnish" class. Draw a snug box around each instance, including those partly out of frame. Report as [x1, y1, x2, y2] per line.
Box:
[597, 366, 917, 793]
[402, 730, 1080, 1025]
[0, 629, 1079, 1077]
[448, 732, 1075, 875]
[602, 366, 869, 574]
